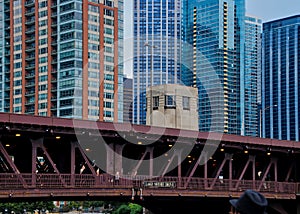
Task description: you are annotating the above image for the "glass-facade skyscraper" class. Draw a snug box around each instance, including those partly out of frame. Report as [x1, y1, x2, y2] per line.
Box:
[133, 0, 182, 124]
[262, 15, 300, 141]
[182, 0, 247, 135]
[0, 0, 123, 122]
[244, 15, 262, 136]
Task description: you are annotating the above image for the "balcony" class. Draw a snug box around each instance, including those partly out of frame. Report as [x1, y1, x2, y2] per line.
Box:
[25, 72, 35, 78]
[25, 64, 35, 70]
[25, 27, 35, 34]
[25, 0, 35, 7]
[25, 8, 35, 16]
[51, 41, 57, 46]
[25, 81, 35, 87]
[5, 15, 10, 21]
[4, 33, 10, 38]
[25, 36, 35, 43]
[51, 12, 57, 17]
[25, 54, 35, 61]
[25, 90, 35, 96]
[25, 45, 35, 52]
[25, 17, 35, 25]
[51, 21, 57, 27]
[51, 30, 57, 36]
[4, 7, 10, 13]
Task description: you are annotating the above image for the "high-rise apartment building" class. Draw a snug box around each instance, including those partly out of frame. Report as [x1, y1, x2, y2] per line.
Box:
[123, 75, 132, 123]
[0, 0, 123, 122]
[244, 15, 262, 136]
[133, 0, 182, 125]
[262, 15, 300, 141]
[182, 0, 247, 134]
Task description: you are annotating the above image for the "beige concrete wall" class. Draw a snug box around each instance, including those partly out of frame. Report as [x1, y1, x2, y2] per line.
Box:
[146, 84, 199, 131]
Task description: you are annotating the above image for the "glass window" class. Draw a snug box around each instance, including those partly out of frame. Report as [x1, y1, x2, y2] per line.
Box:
[153, 96, 159, 108]
[183, 96, 190, 110]
[165, 95, 175, 107]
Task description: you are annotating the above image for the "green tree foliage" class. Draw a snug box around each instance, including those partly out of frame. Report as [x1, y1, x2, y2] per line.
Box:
[128, 203, 142, 214]
[112, 203, 142, 214]
[113, 204, 131, 214]
[0, 201, 55, 213]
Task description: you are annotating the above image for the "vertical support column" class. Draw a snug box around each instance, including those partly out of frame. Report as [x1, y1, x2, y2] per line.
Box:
[114, 144, 125, 175]
[149, 147, 154, 177]
[177, 150, 182, 188]
[70, 142, 76, 187]
[204, 154, 208, 189]
[252, 155, 256, 189]
[274, 158, 278, 192]
[106, 143, 115, 175]
[31, 142, 37, 187]
[229, 157, 232, 189]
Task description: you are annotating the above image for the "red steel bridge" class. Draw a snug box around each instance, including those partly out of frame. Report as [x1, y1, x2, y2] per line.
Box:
[0, 113, 299, 213]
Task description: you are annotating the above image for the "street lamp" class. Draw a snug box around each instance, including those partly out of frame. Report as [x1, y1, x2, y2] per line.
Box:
[145, 42, 157, 125]
[259, 104, 277, 138]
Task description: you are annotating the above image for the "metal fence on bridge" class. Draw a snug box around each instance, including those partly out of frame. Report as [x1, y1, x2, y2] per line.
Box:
[0, 173, 297, 195]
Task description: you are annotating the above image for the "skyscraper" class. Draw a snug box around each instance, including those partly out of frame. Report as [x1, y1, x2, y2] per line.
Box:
[262, 15, 300, 141]
[182, 0, 247, 135]
[132, 0, 182, 125]
[123, 75, 132, 123]
[244, 15, 262, 137]
[0, 0, 123, 122]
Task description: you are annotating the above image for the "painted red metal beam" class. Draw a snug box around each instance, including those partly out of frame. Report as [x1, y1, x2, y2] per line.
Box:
[0, 112, 299, 150]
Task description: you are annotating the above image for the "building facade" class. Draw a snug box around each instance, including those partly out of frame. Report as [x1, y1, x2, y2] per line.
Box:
[146, 84, 198, 131]
[133, 0, 182, 125]
[262, 15, 300, 141]
[123, 75, 132, 123]
[182, 0, 247, 134]
[0, 0, 123, 122]
[244, 15, 262, 137]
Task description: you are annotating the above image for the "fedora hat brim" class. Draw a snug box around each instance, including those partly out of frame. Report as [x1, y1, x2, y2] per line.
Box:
[230, 198, 267, 214]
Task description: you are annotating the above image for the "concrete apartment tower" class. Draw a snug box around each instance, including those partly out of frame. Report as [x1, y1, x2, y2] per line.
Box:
[0, 0, 124, 122]
[146, 84, 198, 131]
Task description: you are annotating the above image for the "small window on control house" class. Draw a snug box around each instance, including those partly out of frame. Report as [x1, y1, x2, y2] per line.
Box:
[165, 95, 176, 108]
[183, 96, 190, 110]
[153, 96, 159, 110]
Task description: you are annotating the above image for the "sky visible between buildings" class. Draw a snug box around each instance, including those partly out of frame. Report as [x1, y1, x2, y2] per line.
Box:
[123, 0, 300, 78]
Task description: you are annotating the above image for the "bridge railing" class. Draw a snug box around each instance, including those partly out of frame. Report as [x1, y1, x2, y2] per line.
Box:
[0, 173, 297, 195]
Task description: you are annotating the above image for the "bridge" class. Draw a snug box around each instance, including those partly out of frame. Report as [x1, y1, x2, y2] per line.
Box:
[0, 113, 299, 213]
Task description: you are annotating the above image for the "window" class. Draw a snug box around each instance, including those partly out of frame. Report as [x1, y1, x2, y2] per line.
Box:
[165, 95, 175, 108]
[183, 96, 190, 110]
[153, 96, 159, 109]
